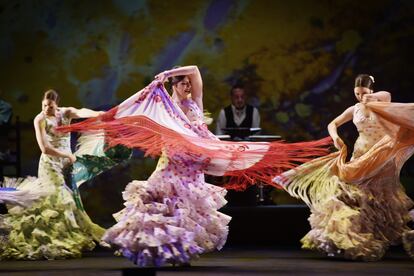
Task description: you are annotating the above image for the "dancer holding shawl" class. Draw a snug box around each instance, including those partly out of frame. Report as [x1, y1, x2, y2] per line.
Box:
[274, 74, 414, 261]
[0, 90, 105, 260]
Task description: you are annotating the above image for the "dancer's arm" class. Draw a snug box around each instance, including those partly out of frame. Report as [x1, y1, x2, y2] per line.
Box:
[34, 114, 76, 163]
[327, 106, 354, 150]
[362, 91, 391, 103]
[64, 107, 104, 119]
[156, 65, 203, 110]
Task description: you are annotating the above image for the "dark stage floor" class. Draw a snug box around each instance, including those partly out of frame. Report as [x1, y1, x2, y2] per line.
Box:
[1, 246, 413, 276]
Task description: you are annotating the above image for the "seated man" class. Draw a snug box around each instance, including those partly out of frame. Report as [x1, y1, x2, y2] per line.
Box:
[215, 84, 260, 136]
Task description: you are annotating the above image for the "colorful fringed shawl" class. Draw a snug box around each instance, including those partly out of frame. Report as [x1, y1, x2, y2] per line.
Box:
[58, 80, 332, 190]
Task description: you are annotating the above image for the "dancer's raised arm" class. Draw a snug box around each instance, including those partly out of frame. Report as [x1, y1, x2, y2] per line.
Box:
[362, 91, 391, 103]
[63, 107, 104, 119]
[156, 65, 203, 110]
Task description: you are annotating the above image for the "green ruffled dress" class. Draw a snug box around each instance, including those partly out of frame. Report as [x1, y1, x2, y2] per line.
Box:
[0, 112, 105, 260]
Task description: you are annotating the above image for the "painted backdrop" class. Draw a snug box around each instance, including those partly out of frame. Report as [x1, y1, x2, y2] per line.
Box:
[1, 0, 413, 222]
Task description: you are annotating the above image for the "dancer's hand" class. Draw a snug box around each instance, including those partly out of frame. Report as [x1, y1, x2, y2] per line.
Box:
[362, 94, 378, 104]
[67, 154, 77, 164]
[154, 71, 169, 83]
[333, 136, 345, 150]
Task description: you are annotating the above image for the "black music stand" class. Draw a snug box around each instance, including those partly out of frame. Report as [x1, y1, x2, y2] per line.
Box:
[221, 127, 261, 140]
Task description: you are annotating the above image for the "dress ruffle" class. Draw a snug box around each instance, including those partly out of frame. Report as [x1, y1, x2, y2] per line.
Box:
[0, 177, 50, 206]
[102, 155, 230, 266]
[276, 152, 414, 261]
[0, 176, 104, 260]
[278, 150, 414, 260]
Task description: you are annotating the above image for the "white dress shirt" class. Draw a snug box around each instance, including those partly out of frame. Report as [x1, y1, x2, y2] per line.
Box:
[215, 105, 260, 135]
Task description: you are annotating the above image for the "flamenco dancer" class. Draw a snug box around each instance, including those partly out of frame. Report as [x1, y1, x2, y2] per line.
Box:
[104, 66, 232, 266]
[59, 65, 332, 266]
[0, 90, 105, 260]
[274, 74, 414, 261]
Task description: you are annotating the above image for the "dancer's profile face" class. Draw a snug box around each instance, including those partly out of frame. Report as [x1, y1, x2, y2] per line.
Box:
[354, 87, 372, 102]
[174, 76, 192, 98]
[42, 99, 58, 116]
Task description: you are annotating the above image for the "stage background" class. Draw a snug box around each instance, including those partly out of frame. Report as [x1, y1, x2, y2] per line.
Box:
[1, 0, 413, 225]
